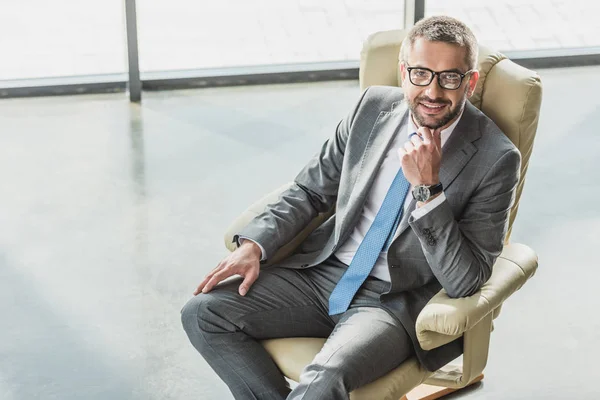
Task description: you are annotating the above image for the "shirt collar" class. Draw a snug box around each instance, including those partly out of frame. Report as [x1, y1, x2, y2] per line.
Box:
[407, 108, 464, 148]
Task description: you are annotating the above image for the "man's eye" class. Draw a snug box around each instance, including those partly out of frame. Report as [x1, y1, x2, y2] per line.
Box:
[414, 70, 428, 77]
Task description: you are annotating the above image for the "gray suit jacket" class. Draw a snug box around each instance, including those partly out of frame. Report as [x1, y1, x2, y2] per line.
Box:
[235, 85, 521, 371]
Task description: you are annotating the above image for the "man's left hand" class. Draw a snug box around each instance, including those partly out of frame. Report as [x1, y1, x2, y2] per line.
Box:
[397, 126, 442, 186]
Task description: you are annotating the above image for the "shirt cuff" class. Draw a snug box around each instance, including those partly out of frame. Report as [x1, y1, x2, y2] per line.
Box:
[411, 192, 446, 220]
[238, 236, 267, 261]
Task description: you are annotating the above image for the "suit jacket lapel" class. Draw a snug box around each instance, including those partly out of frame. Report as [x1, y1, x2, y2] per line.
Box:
[392, 101, 481, 238]
[438, 102, 480, 187]
[335, 101, 408, 243]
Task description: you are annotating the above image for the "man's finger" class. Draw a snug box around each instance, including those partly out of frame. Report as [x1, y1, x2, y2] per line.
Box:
[202, 268, 233, 294]
[194, 274, 215, 295]
[435, 129, 443, 146]
[194, 274, 213, 295]
[208, 263, 223, 274]
[418, 127, 433, 143]
[410, 134, 423, 148]
[238, 270, 259, 296]
[397, 148, 408, 161]
[194, 264, 223, 295]
[404, 141, 415, 152]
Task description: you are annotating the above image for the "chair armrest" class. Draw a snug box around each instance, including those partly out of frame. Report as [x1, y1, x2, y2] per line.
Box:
[223, 182, 332, 266]
[224, 182, 293, 253]
[417, 243, 537, 388]
[416, 243, 538, 351]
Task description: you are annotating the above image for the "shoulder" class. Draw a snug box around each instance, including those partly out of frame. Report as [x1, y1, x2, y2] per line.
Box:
[359, 85, 405, 113]
[344, 86, 406, 134]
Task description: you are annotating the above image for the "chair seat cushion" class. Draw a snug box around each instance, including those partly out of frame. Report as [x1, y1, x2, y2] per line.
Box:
[262, 337, 432, 400]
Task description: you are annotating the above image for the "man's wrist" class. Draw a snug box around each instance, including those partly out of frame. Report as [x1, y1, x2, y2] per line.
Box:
[417, 191, 442, 208]
[413, 179, 442, 206]
[240, 240, 262, 259]
[420, 177, 440, 186]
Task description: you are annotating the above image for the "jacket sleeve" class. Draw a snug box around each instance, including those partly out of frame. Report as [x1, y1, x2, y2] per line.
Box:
[408, 147, 521, 298]
[233, 88, 371, 261]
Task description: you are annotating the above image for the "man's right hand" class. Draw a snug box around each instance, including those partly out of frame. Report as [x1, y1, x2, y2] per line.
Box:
[194, 241, 262, 297]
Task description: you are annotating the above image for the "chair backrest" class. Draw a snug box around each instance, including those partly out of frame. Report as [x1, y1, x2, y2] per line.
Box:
[359, 29, 543, 243]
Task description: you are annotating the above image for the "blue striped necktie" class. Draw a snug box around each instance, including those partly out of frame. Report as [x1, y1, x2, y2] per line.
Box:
[328, 167, 411, 315]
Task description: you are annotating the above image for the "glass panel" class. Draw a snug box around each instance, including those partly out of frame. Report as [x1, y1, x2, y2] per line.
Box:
[0, 0, 127, 81]
[137, 0, 406, 74]
[426, 0, 600, 52]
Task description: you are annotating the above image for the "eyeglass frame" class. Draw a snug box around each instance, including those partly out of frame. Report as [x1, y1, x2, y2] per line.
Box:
[404, 63, 475, 90]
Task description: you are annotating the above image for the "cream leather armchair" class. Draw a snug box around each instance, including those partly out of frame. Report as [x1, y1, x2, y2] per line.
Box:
[224, 29, 542, 400]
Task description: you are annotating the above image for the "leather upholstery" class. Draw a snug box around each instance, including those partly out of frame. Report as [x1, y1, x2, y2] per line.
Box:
[415, 244, 538, 351]
[262, 338, 431, 400]
[359, 29, 543, 244]
[223, 29, 542, 399]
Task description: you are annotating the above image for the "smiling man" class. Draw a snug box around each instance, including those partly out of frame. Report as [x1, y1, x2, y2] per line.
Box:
[181, 16, 521, 400]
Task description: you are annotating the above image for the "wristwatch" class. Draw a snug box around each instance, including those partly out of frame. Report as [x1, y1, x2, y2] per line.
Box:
[412, 183, 443, 202]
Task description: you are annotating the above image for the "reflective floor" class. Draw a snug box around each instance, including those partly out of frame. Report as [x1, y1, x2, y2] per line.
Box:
[0, 67, 599, 399]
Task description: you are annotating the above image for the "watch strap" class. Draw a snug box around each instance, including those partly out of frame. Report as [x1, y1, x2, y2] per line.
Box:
[429, 182, 443, 196]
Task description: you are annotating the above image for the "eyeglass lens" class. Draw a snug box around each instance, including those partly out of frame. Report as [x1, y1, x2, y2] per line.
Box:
[410, 69, 462, 90]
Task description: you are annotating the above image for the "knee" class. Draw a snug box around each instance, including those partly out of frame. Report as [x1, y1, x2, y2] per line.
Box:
[180, 294, 214, 335]
[180, 295, 202, 334]
[180, 293, 232, 336]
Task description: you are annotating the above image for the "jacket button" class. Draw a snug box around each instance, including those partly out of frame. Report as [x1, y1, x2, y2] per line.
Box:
[423, 228, 431, 235]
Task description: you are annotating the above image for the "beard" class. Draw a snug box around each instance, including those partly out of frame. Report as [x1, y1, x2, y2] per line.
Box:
[406, 86, 468, 130]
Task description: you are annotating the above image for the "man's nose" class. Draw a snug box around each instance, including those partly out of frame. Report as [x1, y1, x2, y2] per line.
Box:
[424, 76, 444, 99]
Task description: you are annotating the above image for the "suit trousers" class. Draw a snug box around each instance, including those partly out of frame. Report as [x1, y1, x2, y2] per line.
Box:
[181, 255, 415, 400]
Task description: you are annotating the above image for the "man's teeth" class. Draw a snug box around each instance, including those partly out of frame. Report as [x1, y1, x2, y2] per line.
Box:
[422, 103, 445, 109]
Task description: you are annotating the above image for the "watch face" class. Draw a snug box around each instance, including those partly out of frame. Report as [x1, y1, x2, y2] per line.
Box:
[413, 185, 430, 202]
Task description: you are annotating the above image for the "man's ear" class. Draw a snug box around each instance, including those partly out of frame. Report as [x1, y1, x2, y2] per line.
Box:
[399, 61, 407, 88]
[467, 70, 480, 97]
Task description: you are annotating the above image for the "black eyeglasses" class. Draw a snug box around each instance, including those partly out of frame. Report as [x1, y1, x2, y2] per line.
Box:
[405, 64, 474, 90]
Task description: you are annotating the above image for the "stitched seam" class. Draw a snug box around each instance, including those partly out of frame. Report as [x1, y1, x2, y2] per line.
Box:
[517, 81, 536, 150]
[478, 55, 505, 109]
[478, 61, 492, 108]
[497, 255, 527, 275]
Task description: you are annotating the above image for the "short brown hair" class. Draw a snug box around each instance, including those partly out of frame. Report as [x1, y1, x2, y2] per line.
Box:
[401, 16, 478, 70]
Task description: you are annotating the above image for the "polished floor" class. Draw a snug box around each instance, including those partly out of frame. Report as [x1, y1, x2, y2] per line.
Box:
[0, 66, 599, 400]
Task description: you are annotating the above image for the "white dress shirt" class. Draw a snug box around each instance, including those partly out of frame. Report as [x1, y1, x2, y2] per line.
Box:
[241, 110, 464, 282]
[333, 111, 463, 281]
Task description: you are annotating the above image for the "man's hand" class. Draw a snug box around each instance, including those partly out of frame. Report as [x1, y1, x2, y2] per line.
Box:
[194, 241, 261, 297]
[397, 126, 442, 186]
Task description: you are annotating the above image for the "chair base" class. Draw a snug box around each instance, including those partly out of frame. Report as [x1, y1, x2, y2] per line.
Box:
[402, 374, 484, 400]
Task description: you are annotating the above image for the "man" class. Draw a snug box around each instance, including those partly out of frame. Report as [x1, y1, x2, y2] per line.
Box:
[181, 16, 520, 400]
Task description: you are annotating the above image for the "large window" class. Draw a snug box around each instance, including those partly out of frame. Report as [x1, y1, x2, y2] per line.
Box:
[137, 0, 407, 73]
[0, 0, 127, 81]
[427, 0, 599, 52]
[1, 0, 598, 96]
